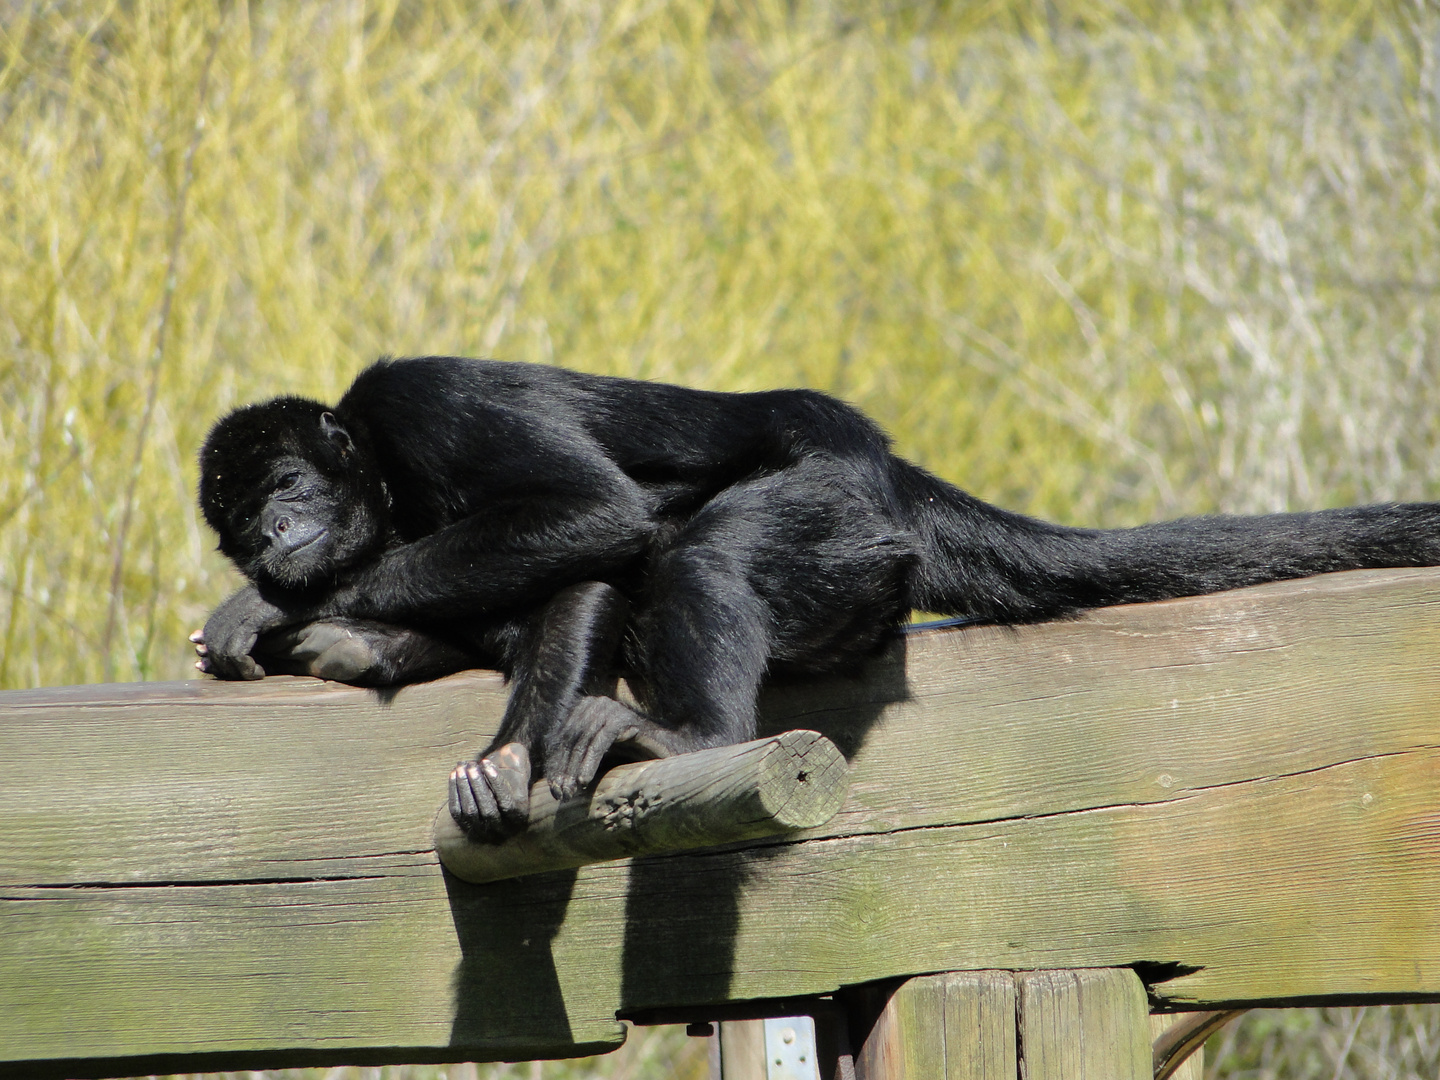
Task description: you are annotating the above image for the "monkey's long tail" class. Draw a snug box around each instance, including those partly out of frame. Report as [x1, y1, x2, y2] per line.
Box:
[894, 461, 1440, 624]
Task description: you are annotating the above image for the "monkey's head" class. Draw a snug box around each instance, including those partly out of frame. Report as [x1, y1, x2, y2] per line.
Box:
[200, 397, 391, 592]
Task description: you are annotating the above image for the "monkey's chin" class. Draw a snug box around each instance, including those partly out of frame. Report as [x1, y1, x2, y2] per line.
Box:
[261, 539, 335, 592]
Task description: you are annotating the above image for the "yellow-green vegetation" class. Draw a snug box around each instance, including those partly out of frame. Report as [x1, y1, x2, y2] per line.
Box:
[7, 0, 1440, 688]
[4, 1, 1439, 1078]
[1207, 1005, 1440, 1080]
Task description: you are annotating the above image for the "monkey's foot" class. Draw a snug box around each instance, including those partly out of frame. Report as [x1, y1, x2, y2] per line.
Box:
[543, 696, 687, 801]
[449, 742, 532, 842]
[252, 621, 384, 683]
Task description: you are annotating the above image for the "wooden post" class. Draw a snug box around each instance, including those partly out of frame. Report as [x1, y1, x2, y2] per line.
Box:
[716, 1019, 767, 1080]
[852, 972, 1017, 1080]
[710, 1009, 850, 1080]
[851, 970, 1147, 1080]
[1016, 969, 1150, 1080]
[1151, 1015, 1199, 1080]
[436, 730, 848, 884]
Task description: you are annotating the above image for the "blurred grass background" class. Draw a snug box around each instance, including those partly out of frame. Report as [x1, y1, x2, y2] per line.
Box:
[4, 0, 1440, 1077]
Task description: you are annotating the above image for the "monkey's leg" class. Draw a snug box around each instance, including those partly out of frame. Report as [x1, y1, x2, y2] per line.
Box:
[448, 580, 630, 841]
[541, 457, 910, 797]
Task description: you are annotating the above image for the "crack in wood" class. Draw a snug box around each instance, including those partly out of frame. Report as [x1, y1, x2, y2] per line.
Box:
[5, 874, 390, 891]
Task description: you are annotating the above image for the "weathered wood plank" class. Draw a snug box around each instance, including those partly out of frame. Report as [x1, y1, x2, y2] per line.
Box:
[0, 871, 627, 1076]
[0, 673, 508, 884]
[611, 747, 1440, 1009]
[1, 567, 1438, 1073]
[1016, 969, 1149, 1080]
[762, 566, 1440, 841]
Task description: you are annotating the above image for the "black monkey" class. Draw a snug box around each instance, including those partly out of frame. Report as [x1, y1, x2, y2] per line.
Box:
[198, 355, 1440, 839]
[195, 392, 653, 840]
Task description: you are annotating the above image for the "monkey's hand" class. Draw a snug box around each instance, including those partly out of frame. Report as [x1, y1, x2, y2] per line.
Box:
[543, 696, 688, 801]
[449, 742, 532, 842]
[194, 585, 288, 680]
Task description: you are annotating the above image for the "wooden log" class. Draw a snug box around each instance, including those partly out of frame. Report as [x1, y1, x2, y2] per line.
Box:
[1015, 969, 1150, 1080]
[436, 731, 848, 884]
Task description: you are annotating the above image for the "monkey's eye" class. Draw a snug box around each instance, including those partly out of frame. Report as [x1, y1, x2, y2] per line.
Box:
[274, 472, 301, 494]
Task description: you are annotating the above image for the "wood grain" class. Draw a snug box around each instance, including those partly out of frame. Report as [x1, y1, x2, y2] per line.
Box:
[717, 1019, 767, 1080]
[852, 970, 1150, 1079]
[2, 567, 1439, 1074]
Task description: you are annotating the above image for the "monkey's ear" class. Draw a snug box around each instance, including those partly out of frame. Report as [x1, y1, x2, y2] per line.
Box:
[320, 412, 354, 456]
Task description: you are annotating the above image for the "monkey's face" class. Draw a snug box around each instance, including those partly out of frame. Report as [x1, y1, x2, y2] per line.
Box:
[200, 400, 389, 593]
[237, 455, 376, 588]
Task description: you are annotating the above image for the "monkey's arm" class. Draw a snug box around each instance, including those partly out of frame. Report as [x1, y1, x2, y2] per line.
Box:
[252, 619, 481, 685]
[200, 576, 490, 682]
[197, 585, 287, 681]
[330, 484, 654, 624]
[201, 442, 652, 680]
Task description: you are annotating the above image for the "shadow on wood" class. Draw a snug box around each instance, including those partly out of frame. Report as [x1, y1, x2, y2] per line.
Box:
[443, 866, 580, 1049]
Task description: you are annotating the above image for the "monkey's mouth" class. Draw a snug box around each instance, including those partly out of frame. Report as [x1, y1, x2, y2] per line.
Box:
[284, 530, 326, 556]
[266, 529, 331, 586]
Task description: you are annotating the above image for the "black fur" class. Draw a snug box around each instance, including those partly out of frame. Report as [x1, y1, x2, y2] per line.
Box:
[198, 355, 1440, 837]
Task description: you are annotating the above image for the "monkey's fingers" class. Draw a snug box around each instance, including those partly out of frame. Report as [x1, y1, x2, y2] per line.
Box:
[195, 653, 259, 679]
[486, 741, 530, 776]
[546, 698, 690, 801]
[450, 761, 500, 837]
[201, 651, 263, 680]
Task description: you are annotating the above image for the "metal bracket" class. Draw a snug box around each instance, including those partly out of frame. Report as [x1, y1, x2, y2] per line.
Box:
[763, 1016, 820, 1080]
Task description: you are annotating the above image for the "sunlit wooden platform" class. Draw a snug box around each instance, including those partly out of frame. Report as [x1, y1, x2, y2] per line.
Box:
[2, 567, 1438, 1078]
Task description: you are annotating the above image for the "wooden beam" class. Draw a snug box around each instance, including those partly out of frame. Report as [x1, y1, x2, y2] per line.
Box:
[436, 731, 848, 884]
[2, 567, 1439, 1075]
